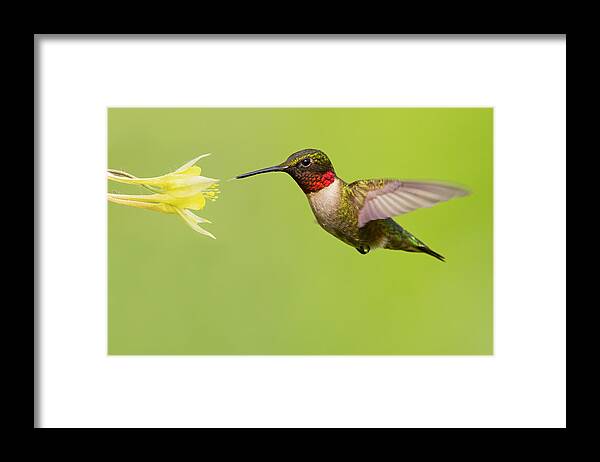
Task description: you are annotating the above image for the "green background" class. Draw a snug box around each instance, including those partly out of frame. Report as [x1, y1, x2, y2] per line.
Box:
[108, 108, 493, 355]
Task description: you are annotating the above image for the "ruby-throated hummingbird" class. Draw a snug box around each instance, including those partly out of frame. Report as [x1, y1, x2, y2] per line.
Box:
[236, 149, 469, 261]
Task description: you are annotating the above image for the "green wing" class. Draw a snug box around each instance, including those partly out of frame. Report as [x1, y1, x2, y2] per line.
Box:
[348, 179, 469, 228]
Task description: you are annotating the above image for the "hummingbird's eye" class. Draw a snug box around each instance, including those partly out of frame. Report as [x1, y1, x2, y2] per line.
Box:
[301, 158, 311, 167]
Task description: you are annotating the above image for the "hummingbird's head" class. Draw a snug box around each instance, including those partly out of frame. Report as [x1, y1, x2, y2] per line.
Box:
[236, 149, 337, 194]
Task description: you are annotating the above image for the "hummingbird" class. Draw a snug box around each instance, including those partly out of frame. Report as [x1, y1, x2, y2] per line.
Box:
[236, 149, 469, 261]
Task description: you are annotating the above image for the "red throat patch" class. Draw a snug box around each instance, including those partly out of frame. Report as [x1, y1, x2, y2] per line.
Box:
[306, 171, 336, 192]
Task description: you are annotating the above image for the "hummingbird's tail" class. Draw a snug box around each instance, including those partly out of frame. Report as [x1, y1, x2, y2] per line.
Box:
[418, 246, 445, 262]
[380, 219, 446, 262]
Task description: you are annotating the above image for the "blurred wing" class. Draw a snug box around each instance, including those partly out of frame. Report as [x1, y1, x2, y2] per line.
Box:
[350, 179, 469, 228]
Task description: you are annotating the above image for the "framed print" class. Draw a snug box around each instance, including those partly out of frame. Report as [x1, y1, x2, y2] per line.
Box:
[35, 35, 566, 428]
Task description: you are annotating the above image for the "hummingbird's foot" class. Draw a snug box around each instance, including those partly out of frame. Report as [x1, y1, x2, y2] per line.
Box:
[356, 245, 370, 255]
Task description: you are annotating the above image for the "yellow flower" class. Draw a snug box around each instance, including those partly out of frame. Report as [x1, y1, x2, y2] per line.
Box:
[107, 154, 219, 238]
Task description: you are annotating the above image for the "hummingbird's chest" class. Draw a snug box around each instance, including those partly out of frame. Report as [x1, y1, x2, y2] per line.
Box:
[307, 180, 359, 245]
[307, 179, 341, 220]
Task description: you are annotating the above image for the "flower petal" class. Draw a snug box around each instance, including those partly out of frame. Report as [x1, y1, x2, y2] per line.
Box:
[107, 171, 170, 188]
[176, 195, 206, 210]
[175, 208, 216, 238]
[107, 194, 176, 214]
[108, 166, 218, 191]
[162, 175, 219, 190]
[109, 190, 208, 211]
[175, 153, 211, 174]
[107, 192, 172, 203]
[107, 170, 162, 192]
[181, 208, 212, 224]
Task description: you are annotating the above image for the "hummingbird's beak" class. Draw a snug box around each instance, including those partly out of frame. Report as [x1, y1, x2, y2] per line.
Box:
[236, 164, 288, 179]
